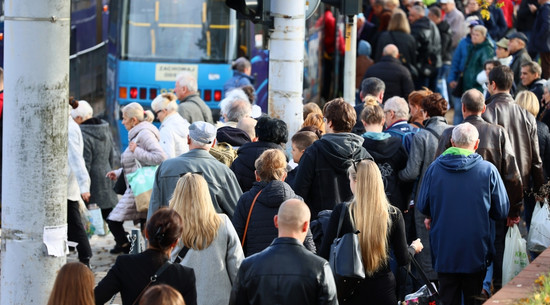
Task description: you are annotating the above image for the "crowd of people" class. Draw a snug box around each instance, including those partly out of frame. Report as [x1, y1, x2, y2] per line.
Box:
[55, 0, 550, 303]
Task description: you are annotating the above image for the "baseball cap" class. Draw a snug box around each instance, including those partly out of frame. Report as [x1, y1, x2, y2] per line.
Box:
[496, 38, 509, 49]
[440, 0, 455, 4]
[507, 32, 528, 44]
[189, 121, 216, 144]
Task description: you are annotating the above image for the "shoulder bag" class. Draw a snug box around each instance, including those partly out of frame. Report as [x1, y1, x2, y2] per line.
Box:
[241, 190, 263, 248]
[132, 260, 172, 305]
[329, 203, 365, 285]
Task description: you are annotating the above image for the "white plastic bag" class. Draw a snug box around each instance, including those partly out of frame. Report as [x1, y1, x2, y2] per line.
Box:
[88, 204, 105, 236]
[502, 224, 529, 285]
[527, 199, 550, 252]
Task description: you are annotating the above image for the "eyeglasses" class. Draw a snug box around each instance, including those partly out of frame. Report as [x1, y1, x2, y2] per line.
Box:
[155, 109, 164, 115]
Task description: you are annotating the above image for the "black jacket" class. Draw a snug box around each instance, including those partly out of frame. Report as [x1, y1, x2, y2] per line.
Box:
[94, 249, 197, 305]
[362, 135, 412, 212]
[485, 4, 508, 40]
[374, 31, 417, 71]
[435, 115, 523, 216]
[516, 0, 538, 32]
[437, 20, 453, 63]
[537, 121, 550, 181]
[293, 133, 372, 219]
[410, 17, 442, 74]
[232, 180, 315, 256]
[230, 141, 283, 192]
[527, 78, 546, 104]
[229, 237, 337, 305]
[363, 56, 414, 102]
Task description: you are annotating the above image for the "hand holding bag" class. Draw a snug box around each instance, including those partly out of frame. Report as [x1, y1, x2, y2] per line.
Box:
[126, 159, 158, 212]
[503, 224, 529, 285]
[329, 203, 365, 294]
[527, 199, 550, 252]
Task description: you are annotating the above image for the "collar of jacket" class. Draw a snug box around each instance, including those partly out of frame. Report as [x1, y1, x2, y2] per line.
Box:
[486, 92, 514, 105]
[181, 93, 200, 103]
[270, 237, 304, 247]
[442, 147, 475, 156]
[423, 116, 447, 128]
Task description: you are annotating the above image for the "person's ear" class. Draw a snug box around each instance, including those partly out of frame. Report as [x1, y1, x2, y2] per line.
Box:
[273, 215, 279, 228]
[481, 105, 486, 114]
[211, 138, 217, 148]
[301, 221, 309, 233]
[281, 171, 288, 181]
[255, 170, 261, 182]
[474, 139, 480, 150]
[450, 138, 455, 147]
[187, 135, 192, 145]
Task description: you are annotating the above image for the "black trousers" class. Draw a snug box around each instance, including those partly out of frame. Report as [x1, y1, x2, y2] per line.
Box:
[67, 200, 92, 262]
[438, 271, 485, 305]
[108, 220, 129, 246]
[493, 218, 507, 291]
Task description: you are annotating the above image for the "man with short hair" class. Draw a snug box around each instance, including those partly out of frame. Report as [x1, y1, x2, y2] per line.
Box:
[352, 77, 385, 135]
[417, 123, 509, 305]
[148, 121, 242, 219]
[229, 199, 337, 305]
[362, 44, 414, 102]
[506, 32, 532, 90]
[175, 71, 214, 124]
[384, 96, 419, 152]
[482, 65, 544, 291]
[441, 0, 466, 50]
[409, 4, 442, 91]
[520, 61, 546, 102]
[294, 98, 372, 219]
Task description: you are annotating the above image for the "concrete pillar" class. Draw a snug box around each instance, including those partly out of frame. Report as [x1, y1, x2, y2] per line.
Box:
[2, 0, 70, 303]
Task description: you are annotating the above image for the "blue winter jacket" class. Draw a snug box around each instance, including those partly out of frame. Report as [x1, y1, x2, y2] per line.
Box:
[447, 35, 472, 84]
[531, 2, 550, 53]
[223, 71, 254, 93]
[416, 148, 509, 273]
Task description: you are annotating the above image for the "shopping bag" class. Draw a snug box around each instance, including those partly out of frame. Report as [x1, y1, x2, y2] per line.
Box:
[88, 204, 105, 236]
[126, 160, 158, 212]
[527, 200, 550, 252]
[502, 224, 529, 285]
[78, 199, 94, 238]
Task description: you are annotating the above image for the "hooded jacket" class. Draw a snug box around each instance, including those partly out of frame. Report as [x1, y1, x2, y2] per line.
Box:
[417, 149, 509, 273]
[232, 180, 316, 256]
[293, 133, 372, 219]
[223, 71, 254, 93]
[80, 118, 118, 209]
[230, 141, 283, 192]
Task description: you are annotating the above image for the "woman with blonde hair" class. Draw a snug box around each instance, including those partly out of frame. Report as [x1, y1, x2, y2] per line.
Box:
[170, 173, 244, 305]
[232, 149, 315, 256]
[47, 262, 95, 305]
[151, 92, 190, 158]
[516, 91, 550, 231]
[303, 102, 323, 120]
[320, 159, 422, 304]
[375, 9, 417, 76]
[106, 102, 166, 254]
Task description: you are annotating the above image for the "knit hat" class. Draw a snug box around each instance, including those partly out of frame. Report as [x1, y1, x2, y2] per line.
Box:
[358, 40, 372, 57]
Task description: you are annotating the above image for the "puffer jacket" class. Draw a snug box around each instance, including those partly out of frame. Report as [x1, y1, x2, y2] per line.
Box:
[483, 93, 544, 195]
[229, 238, 337, 305]
[108, 121, 166, 222]
[463, 39, 495, 92]
[435, 115, 523, 216]
[232, 180, 315, 256]
[230, 141, 283, 192]
[80, 118, 118, 209]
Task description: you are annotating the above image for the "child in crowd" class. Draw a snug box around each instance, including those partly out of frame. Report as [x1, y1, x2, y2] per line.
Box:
[286, 131, 319, 187]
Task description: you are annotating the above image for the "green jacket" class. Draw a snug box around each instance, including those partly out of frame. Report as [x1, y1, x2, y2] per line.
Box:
[463, 39, 495, 92]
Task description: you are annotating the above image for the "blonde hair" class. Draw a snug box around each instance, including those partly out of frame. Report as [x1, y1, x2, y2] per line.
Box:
[348, 160, 392, 276]
[122, 102, 154, 123]
[46, 262, 95, 305]
[255, 149, 287, 181]
[387, 9, 410, 34]
[515, 90, 540, 117]
[169, 173, 221, 250]
[302, 112, 326, 134]
[151, 93, 178, 113]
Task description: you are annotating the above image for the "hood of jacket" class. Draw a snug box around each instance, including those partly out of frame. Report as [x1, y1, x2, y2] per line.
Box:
[318, 133, 365, 168]
[250, 180, 301, 209]
[412, 16, 431, 30]
[79, 118, 111, 142]
[236, 141, 282, 162]
[437, 150, 483, 172]
[362, 136, 402, 160]
[128, 120, 160, 142]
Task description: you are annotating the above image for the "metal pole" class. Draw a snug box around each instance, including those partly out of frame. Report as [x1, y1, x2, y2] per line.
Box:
[2, 0, 70, 303]
[268, 0, 306, 142]
[343, 15, 357, 106]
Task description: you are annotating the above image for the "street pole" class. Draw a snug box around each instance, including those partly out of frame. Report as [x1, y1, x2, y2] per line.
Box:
[2, 0, 70, 303]
[268, 0, 306, 141]
[343, 15, 357, 106]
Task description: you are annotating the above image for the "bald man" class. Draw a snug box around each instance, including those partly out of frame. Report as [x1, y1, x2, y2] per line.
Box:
[229, 199, 337, 305]
[362, 44, 414, 101]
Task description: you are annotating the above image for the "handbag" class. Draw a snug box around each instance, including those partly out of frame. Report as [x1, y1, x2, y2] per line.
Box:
[502, 224, 529, 285]
[402, 254, 441, 305]
[329, 204, 365, 289]
[88, 204, 106, 236]
[132, 260, 173, 305]
[126, 159, 158, 212]
[113, 170, 127, 195]
[527, 199, 550, 252]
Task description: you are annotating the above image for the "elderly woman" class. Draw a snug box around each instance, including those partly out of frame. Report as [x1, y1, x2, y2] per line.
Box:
[399, 93, 451, 283]
[232, 149, 315, 256]
[106, 102, 166, 254]
[463, 25, 495, 92]
[71, 100, 118, 227]
[151, 93, 190, 159]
